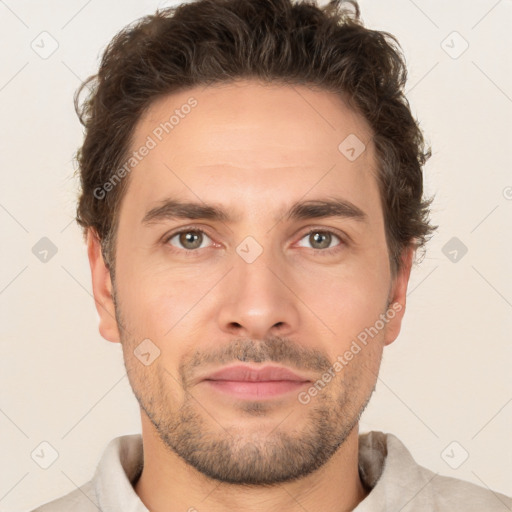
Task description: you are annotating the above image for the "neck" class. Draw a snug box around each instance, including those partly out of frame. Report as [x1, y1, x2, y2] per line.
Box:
[134, 413, 369, 512]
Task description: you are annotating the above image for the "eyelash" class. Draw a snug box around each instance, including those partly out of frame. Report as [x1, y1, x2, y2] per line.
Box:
[163, 226, 346, 257]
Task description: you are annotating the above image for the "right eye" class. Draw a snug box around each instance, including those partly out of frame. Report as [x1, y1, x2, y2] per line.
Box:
[164, 228, 215, 252]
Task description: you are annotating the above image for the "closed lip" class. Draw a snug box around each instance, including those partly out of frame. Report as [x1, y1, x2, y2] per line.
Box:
[201, 364, 312, 383]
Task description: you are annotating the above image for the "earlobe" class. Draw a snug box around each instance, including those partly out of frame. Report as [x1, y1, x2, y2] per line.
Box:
[383, 246, 415, 346]
[87, 228, 121, 343]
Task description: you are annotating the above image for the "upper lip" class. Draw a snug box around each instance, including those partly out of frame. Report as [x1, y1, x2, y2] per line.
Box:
[202, 364, 312, 382]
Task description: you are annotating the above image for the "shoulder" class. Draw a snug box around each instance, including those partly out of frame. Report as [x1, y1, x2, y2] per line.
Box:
[386, 433, 512, 511]
[28, 434, 144, 512]
[358, 431, 512, 512]
[29, 480, 98, 512]
[426, 467, 512, 511]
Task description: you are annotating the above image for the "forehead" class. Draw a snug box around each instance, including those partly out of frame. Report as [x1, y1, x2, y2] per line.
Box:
[121, 79, 379, 222]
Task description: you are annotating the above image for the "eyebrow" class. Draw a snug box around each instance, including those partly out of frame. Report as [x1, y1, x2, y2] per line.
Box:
[141, 196, 368, 226]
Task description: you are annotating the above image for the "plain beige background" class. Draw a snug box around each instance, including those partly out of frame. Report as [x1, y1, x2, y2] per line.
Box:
[0, 0, 511, 510]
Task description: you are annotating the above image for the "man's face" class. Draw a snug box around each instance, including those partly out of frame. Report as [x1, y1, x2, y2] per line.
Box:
[90, 79, 411, 484]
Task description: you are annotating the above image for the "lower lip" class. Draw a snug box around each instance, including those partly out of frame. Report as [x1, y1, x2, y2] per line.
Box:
[203, 380, 309, 399]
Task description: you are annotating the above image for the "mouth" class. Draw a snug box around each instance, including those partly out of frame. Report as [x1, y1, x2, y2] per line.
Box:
[200, 364, 312, 400]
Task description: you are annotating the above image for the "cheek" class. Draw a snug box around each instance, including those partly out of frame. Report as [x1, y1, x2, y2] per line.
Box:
[299, 263, 390, 339]
[119, 269, 210, 345]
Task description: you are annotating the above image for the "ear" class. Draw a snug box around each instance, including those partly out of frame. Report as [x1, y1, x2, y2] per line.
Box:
[87, 228, 121, 343]
[382, 245, 415, 346]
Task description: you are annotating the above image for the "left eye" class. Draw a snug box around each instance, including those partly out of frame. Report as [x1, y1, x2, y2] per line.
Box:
[166, 230, 213, 250]
[296, 230, 342, 251]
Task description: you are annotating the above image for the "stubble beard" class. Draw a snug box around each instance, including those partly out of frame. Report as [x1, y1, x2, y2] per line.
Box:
[120, 332, 377, 486]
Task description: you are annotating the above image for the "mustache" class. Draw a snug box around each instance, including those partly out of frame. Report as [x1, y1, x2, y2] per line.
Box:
[179, 335, 333, 383]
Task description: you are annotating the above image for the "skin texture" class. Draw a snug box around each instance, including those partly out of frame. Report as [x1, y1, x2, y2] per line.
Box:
[88, 79, 414, 512]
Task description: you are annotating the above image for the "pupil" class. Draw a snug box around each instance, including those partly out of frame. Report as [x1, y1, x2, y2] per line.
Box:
[181, 231, 201, 249]
[312, 232, 329, 249]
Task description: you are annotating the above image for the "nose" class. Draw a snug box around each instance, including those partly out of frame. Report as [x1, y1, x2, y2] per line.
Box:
[216, 246, 301, 341]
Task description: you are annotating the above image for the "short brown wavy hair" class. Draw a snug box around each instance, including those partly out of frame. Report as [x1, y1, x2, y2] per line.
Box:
[74, 0, 435, 277]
